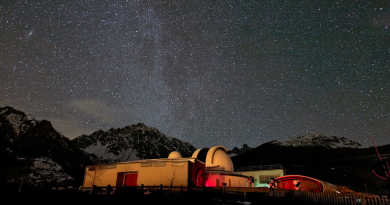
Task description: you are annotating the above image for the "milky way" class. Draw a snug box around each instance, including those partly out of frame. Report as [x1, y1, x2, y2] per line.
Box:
[1, 1, 389, 149]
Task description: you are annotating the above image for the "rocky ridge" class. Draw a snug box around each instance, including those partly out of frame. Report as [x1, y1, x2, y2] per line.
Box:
[267, 133, 362, 148]
[71, 123, 197, 162]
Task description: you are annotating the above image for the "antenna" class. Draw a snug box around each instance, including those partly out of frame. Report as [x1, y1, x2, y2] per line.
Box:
[370, 135, 382, 161]
[370, 135, 389, 178]
[370, 135, 390, 197]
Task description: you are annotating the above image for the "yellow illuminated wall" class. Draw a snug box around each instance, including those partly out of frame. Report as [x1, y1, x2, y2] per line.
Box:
[83, 161, 190, 188]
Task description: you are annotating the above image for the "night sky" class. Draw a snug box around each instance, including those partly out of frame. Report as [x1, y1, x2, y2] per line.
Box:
[1, 1, 389, 149]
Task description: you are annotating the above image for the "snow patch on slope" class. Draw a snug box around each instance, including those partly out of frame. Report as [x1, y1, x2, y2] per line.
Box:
[83, 141, 140, 162]
[5, 113, 24, 135]
[29, 157, 73, 184]
[1, 107, 38, 136]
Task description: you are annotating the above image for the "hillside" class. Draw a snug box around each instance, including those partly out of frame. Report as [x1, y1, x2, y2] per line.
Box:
[0, 106, 95, 188]
[267, 133, 362, 148]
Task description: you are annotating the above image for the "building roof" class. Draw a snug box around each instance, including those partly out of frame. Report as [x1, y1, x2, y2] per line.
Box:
[168, 151, 182, 159]
[276, 175, 340, 193]
[86, 157, 204, 168]
[192, 145, 234, 172]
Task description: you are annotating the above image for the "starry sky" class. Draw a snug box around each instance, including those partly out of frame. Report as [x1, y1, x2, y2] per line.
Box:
[1, 1, 389, 149]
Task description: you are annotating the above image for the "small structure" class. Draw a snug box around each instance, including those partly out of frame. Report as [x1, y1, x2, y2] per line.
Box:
[276, 175, 341, 193]
[235, 164, 286, 188]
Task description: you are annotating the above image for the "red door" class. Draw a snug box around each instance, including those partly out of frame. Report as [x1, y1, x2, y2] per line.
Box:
[195, 168, 204, 187]
[124, 173, 138, 186]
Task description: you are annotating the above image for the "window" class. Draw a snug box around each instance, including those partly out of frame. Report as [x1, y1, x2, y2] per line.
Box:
[88, 164, 116, 171]
[259, 176, 270, 183]
[171, 162, 184, 166]
[259, 175, 280, 183]
[105, 165, 117, 169]
[141, 162, 152, 167]
[153, 162, 166, 167]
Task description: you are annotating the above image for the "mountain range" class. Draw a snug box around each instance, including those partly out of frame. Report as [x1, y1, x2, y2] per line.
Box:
[72, 123, 196, 162]
[266, 133, 362, 148]
[1, 106, 388, 196]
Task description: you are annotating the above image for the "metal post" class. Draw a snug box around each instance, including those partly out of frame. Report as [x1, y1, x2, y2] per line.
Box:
[388, 178, 390, 197]
[18, 177, 23, 194]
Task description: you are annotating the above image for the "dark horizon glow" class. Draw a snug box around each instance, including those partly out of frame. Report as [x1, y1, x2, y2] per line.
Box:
[1, 1, 389, 149]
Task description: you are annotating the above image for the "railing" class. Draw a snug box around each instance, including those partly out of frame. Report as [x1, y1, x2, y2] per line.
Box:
[240, 164, 284, 171]
[79, 184, 204, 195]
[48, 185, 390, 205]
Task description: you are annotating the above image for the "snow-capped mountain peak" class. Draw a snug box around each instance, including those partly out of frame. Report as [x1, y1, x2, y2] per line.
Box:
[0, 106, 39, 136]
[72, 123, 197, 162]
[268, 133, 362, 148]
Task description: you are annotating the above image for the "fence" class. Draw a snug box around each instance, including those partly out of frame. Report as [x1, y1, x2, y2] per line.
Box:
[79, 184, 203, 195]
[268, 189, 390, 205]
[68, 185, 390, 205]
[240, 164, 283, 171]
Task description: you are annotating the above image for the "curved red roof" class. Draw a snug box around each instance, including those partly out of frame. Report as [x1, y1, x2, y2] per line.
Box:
[276, 175, 324, 192]
[276, 175, 340, 193]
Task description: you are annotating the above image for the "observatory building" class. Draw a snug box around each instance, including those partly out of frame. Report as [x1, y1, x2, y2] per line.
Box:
[82, 145, 339, 193]
[192, 145, 248, 187]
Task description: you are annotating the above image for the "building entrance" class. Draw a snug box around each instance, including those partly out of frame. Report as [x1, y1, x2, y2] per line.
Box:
[124, 173, 138, 186]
